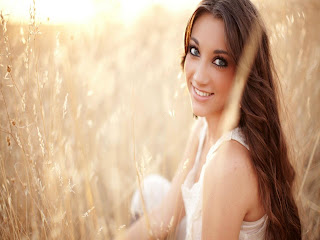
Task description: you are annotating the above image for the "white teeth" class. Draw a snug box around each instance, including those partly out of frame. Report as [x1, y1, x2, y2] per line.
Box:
[194, 87, 212, 97]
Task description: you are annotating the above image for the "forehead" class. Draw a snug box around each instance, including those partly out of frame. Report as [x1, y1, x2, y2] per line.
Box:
[191, 12, 227, 50]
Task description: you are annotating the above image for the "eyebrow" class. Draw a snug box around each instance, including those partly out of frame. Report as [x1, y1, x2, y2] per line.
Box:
[190, 37, 229, 56]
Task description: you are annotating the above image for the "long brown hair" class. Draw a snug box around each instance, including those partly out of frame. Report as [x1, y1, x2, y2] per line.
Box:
[181, 0, 301, 239]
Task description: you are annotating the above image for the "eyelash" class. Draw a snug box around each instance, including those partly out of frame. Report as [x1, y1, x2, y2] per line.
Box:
[187, 45, 228, 68]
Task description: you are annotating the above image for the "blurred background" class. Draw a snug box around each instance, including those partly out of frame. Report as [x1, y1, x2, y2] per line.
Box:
[0, 0, 319, 239]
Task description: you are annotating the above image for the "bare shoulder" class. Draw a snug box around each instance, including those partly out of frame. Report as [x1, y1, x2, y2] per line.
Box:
[211, 139, 255, 182]
[222, 140, 259, 200]
[204, 139, 259, 202]
[201, 140, 259, 238]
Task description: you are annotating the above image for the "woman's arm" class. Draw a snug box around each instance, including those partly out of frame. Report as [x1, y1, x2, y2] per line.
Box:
[202, 140, 257, 240]
[116, 118, 204, 240]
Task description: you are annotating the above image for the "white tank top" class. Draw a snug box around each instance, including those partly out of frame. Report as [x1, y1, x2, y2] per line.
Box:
[181, 120, 268, 240]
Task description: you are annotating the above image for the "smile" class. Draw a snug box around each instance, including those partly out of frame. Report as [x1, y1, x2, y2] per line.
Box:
[193, 85, 214, 97]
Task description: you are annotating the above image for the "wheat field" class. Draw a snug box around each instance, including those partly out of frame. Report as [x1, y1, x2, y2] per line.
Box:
[0, 0, 319, 239]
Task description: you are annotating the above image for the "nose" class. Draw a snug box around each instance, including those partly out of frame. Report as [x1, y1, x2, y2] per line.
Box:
[192, 61, 210, 86]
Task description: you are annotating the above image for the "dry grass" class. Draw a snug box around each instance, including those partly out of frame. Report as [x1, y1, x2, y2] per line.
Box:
[0, 0, 319, 239]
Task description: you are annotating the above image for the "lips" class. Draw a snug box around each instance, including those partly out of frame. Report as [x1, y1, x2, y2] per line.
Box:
[192, 84, 214, 96]
[191, 84, 214, 102]
[194, 87, 213, 96]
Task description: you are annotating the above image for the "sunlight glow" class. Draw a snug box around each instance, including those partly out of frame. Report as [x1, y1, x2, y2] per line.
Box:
[0, 0, 198, 24]
[117, 0, 198, 22]
[37, 0, 95, 23]
[1, 0, 95, 24]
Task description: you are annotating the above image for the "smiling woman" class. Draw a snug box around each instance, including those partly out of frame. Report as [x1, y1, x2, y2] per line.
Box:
[116, 0, 302, 239]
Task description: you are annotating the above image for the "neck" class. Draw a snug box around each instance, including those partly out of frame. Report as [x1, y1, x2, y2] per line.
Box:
[204, 113, 223, 146]
[204, 112, 239, 146]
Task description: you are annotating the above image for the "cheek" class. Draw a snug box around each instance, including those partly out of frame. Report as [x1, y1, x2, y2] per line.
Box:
[184, 55, 190, 79]
[184, 55, 193, 81]
[213, 69, 235, 93]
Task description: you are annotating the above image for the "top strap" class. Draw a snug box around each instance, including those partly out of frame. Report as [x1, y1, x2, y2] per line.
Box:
[206, 127, 250, 161]
[231, 128, 250, 151]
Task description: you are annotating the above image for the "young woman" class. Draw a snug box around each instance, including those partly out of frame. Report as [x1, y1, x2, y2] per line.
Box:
[117, 0, 302, 239]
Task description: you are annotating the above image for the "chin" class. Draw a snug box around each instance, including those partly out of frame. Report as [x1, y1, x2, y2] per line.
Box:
[191, 101, 224, 118]
[191, 105, 210, 117]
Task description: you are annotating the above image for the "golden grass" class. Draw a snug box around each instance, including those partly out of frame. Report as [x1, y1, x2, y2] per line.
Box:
[0, 0, 319, 239]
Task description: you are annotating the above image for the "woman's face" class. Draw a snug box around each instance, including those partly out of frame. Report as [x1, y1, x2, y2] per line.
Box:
[184, 12, 236, 118]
